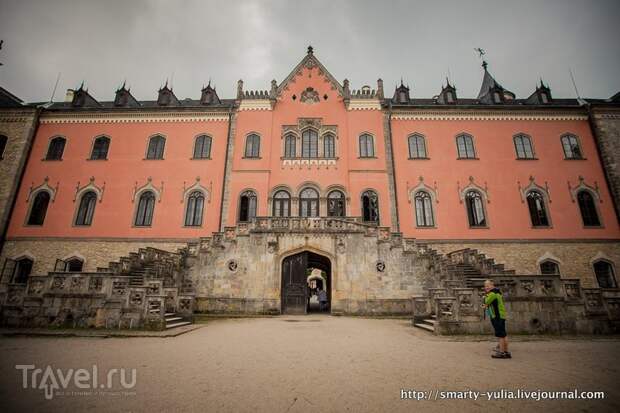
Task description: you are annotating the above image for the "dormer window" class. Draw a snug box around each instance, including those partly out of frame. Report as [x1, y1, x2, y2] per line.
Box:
[540, 93, 549, 104]
[493, 91, 502, 103]
[399, 90, 407, 103]
[446, 91, 454, 103]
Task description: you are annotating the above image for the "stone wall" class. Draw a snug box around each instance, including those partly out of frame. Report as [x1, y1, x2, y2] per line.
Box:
[0, 108, 38, 244]
[420, 240, 620, 288]
[0, 238, 189, 276]
[189, 219, 424, 315]
[591, 108, 620, 221]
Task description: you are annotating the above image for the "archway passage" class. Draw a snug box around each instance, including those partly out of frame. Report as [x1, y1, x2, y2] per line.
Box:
[281, 251, 331, 315]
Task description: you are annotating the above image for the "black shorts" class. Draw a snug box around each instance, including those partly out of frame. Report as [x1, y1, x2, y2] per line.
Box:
[490, 317, 507, 338]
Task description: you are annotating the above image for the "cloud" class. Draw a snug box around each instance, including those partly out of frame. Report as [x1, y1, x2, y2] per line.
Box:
[0, 0, 619, 102]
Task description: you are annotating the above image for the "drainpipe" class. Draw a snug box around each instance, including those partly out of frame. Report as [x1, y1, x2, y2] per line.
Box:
[585, 103, 620, 225]
[218, 105, 234, 232]
[0, 106, 42, 256]
[386, 101, 400, 232]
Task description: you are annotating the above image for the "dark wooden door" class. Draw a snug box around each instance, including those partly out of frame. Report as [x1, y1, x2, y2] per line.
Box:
[281, 253, 308, 314]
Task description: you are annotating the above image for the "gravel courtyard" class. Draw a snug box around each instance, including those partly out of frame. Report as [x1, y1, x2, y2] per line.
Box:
[0, 316, 618, 412]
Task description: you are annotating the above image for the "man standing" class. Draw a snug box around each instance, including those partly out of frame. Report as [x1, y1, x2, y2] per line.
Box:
[483, 279, 511, 359]
[318, 288, 328, 312]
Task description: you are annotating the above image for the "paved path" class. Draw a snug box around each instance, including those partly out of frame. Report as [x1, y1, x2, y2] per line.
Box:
[0, 316, 618, 412]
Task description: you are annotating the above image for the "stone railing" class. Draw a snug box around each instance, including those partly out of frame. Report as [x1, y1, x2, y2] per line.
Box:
[221, 216, 391, 238]
[413, 272, 620, 334]
[1, 246, 194, 330]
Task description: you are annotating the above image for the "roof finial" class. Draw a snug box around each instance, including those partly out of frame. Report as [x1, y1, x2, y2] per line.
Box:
[307, 45, 314, 54]
[474, 47, 488, 70]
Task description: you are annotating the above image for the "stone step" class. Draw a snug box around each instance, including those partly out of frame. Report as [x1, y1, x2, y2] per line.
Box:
[413, 323, 435, 332]
[165, 316, 183, 323]
[165, 321, 192, 329]
[422, 318, 436, 325]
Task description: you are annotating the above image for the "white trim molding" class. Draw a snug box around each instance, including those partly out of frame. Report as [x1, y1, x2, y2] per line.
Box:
[407, 176, 439, 204]
[457, 176, 489, 203]
[567, 176, 602, 203]
[132, 177, 164, 203]
[73, 176, 105, 203]
[40, 111, 229, 124]
[518, 175, 551, 203]
[391, 110, 588, 121]
[27, 177, 59, 203]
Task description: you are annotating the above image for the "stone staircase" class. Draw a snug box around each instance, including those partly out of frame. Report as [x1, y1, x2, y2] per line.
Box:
[164, 312, 191, 329]
[412, 246, 620, 335]
[412, 247, 517, 333]
[1, 246, 196, 330]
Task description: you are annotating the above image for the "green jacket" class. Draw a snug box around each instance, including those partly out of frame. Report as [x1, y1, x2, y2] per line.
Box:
[484, 288, 506, 319]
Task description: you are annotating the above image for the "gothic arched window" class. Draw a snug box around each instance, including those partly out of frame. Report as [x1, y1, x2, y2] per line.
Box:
[272, 190, 291, 217]
[514, 133, 535, 159]
[327, 190, 345, 217]
[593, 260, 617, 288]
[526, 190, 549, 227]
[12, 258, 33, 284]
[75, 191, 97, 226]
[239, 190, 257, 222]
[414, 191, 434, 227]
[284, 134, 296, 158]
[323, 133, 336, 158]
[465, 190, 486, 227]
[193, 135, 212, 159]
[185, 191, 205, 226]
[361, 190, 379, 223]
[146, 135, 165, 159]
[244, 134, 260, 158]
[46, 137, 66, 160]
[27, 191, 51, 226]
[359, 134, 375, 158]
[456, 134, 476, 159]
[134, 191, 156, 226]
[90, 136, 110, 160]
[408, 134, 427, 159]
[561, 134, 583, 159]
[65, 258, 84, 272]
[540, 260, 560, 275]
[577, 190, 600, 227]
[299, 188, 319, 217]
[301, 129, 318, 158]
[0, 135, 7, 159]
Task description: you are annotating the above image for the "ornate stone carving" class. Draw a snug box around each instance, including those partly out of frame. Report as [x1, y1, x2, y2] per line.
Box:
[112, 281, 128, 296]
[564, 282, 581, 299]
[540, 279, 555, 296]
[70, 277, 84, 291]
[179, 298, 192, 311]
[227, 260, 238, 272]
[28, 279, 45, 295]
[267, 240, 278, 254]
[147, 283, 160, 295]
[51, 277, 66, 290]
[376, 260, 386, 273]
[89, 277, 103, 292]
[521, 280, 535, 295]
[130, 291, 144, 306]
[300, 87, 320, 104]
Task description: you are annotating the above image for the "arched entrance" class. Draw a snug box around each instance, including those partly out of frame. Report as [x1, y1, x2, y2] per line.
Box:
[281, 251, 331, 314]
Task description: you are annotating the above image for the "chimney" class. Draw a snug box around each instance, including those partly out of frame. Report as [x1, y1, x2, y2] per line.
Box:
[65, 89, 75, 102]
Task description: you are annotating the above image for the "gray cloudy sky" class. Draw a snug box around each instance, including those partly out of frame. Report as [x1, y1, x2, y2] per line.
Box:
[1, 0, 619, 103]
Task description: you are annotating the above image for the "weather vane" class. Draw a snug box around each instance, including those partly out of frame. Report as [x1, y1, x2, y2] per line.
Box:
[474, 47, 488, 69]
